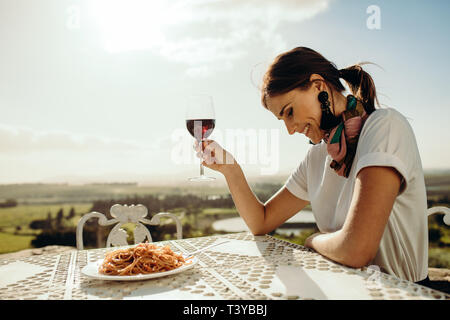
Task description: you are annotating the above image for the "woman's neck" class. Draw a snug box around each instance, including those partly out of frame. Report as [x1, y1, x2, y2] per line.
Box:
[331, 91, 348, 118]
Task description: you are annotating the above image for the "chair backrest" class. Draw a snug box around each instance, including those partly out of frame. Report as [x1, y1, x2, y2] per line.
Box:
[427, 206, 450, 226]
[76, 204, 183, 250]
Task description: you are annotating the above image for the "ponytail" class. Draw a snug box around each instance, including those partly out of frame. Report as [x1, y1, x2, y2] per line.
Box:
[339, 63, 379, 115]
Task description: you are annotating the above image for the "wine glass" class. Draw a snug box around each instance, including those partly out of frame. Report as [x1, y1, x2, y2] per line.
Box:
[185, 94, 216, 181]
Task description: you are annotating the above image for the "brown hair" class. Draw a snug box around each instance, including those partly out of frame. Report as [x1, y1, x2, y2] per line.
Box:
[261, 47, 379, 114]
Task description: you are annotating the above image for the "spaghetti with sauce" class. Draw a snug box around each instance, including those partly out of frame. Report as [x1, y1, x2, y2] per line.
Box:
[98, 242, 191, 276]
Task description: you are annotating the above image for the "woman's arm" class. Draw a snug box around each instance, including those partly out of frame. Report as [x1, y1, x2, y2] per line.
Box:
[195, 139, 309, 235]
[222, 163, 309, 235]
[305, 166, 402, 268]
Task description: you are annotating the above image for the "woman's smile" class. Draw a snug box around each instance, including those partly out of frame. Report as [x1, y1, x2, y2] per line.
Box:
[302, 123, 310, 136]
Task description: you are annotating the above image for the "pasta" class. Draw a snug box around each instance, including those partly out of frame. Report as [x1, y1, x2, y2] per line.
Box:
[98, 242, 191, 276]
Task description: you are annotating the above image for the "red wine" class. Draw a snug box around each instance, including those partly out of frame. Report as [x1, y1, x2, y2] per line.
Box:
[186, 119, 215, 140]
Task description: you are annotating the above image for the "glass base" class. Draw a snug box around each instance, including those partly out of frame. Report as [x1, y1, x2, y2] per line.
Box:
[188, 175, 216, 182]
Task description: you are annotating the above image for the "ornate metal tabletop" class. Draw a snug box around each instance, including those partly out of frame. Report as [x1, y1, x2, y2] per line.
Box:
[0, 232, 448, 300]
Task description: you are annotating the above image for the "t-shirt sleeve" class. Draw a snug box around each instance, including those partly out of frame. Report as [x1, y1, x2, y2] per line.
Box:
[355, 109, 416, 194]
[284, 148, 310, 201]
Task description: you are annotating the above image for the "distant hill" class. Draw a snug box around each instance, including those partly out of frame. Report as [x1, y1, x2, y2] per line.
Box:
[0, 179, 283, 205]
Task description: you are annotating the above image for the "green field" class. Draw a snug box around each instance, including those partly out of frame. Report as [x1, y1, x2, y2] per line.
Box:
[0, 203, 239, 254]
[0, 203, 92, 232]
[0, 232, 35, 254]
[202, 208, 238, 215]
[429, 247, 450, 269]
[0, 203, 92, 254]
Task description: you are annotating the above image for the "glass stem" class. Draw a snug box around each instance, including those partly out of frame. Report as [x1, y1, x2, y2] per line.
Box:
[199, 139, 204, 176]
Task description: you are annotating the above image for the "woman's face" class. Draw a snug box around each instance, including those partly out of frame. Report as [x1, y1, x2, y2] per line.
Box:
[265, 84, 324, 144]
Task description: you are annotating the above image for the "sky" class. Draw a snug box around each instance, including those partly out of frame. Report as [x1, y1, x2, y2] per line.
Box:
[0, 0, 449, 185]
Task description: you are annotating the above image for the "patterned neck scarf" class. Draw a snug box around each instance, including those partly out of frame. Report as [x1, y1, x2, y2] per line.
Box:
[323, 95, 369, 178]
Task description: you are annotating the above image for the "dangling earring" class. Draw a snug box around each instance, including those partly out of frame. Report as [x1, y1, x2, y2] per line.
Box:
[318, 91, 341, 131]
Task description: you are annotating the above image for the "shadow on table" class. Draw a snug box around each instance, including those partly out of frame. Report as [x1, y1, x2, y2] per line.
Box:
[256, 240, 328, 300]
[420, 279, 450, 294]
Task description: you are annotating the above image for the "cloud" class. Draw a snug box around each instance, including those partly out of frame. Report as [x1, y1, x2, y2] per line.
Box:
[89, 0, 331, 77]
[0, 125, 148, 154]
[0, 124, 183, 183]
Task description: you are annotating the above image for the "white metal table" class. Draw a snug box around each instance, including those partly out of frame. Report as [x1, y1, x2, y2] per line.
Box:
[0, 232, 448, 300]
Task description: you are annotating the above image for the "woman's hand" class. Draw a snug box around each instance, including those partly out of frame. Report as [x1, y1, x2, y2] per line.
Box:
[194, 139, 237, 175]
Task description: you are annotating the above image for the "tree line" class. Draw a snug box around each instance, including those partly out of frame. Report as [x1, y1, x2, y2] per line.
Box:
[30, 193, 237, 248]
[0, 199, 18, 208]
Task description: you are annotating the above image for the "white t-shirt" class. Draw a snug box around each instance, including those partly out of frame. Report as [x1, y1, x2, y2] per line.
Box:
[285, 107, 428, 282]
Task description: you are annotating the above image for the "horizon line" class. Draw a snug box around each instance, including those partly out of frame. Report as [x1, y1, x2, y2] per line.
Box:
[0, 167, 449, 186]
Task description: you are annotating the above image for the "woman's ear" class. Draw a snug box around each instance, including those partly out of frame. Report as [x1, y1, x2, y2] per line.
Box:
[309, 74, 325, 91]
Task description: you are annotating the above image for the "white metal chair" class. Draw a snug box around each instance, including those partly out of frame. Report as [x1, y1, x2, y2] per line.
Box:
[427, 206, 450, 225]
[76, 204, 183, 250]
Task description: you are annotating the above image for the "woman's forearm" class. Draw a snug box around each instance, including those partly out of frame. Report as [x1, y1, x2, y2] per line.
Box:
[306, 231, 348, 264]
[306, 230, 372, 268]
[222, 163, 266, 235]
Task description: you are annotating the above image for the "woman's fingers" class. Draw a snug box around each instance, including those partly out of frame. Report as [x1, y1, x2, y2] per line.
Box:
[196, 152, 214, 166]
[193, 139, 213, 152]
[193, 139, 235, 168]
[204, 142, 220, 161]
[194, 139, 215, 155]
[201, 148, 215, 164]
[201, 139, 214, 150]
[196, 149, 214, 163]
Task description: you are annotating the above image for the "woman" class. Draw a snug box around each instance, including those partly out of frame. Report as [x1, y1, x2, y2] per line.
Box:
[194, 47, 428, 284]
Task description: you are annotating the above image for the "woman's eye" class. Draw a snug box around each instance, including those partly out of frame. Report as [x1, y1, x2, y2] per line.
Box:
[288, 108, 293, 117]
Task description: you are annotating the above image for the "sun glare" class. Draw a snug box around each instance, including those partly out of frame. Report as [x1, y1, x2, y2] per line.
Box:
[88, 0, 178, 53]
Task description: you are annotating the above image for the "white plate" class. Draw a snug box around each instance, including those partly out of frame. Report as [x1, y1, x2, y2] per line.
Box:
[81, 255, 198, 281]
